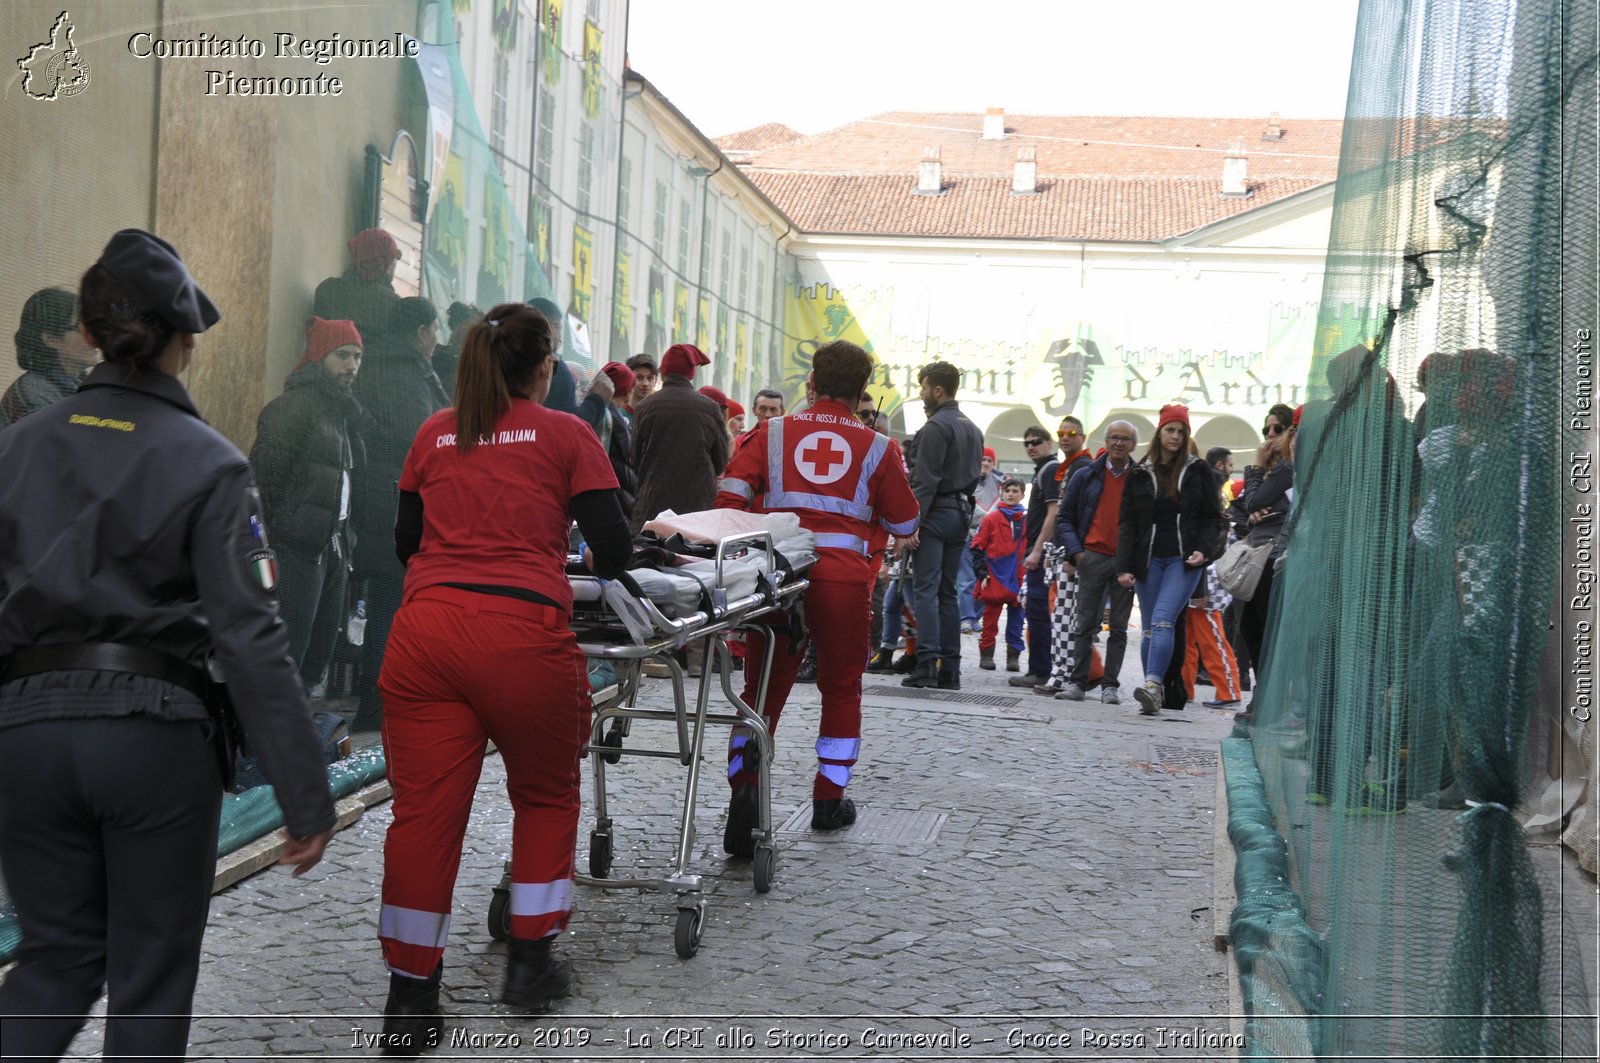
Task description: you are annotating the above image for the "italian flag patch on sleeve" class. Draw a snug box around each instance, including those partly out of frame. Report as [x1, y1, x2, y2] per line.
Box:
[248, 550, 278, 591]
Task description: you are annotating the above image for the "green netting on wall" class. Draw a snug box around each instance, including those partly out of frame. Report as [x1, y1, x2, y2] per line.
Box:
[1233, 0, 1597, 1058]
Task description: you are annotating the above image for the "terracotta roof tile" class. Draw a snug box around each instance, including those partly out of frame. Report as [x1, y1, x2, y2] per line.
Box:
[740, 112, 1344, 179]
[744, 171, 1327, 242]
[734, 112, 1345, 241]
[714, 121, 808, 152]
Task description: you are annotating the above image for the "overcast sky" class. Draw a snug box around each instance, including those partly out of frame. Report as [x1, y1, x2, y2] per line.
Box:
[625, 0, 1363, 139]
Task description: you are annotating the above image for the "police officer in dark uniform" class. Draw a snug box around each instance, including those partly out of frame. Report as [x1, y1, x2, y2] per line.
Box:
[0, 230, 337, 1061]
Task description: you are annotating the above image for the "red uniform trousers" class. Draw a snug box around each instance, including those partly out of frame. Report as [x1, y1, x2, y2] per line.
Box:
[727, 576, 870, 801]
[376, 586, 591, 979]
[1181, 605, 1242, 702]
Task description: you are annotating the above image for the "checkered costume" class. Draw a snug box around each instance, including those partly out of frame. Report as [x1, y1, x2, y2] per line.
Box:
[1044, 545, 1080, 687]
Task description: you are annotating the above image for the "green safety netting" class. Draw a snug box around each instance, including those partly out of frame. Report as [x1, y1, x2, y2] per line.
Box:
[1232, 0, 1596, 1059]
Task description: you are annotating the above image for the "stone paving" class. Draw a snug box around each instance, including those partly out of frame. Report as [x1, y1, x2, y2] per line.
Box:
[61, 632, 1246, 1060]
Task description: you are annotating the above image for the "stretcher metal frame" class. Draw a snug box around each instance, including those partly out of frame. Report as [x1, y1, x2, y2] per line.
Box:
[485, 531, 807, 959]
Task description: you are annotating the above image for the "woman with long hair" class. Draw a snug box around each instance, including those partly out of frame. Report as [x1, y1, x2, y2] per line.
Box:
[374, 303, 629, 1052]
[1115, 404, 1227, 715]
[1234, 403, 1297, 719]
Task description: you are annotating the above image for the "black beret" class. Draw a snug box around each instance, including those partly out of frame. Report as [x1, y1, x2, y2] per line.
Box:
[95, 229, 221, 334]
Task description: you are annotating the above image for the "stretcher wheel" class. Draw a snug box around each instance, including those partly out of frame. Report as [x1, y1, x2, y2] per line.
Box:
[752, 845, 776, 894]
[589, 831, 613, 879]
[599, 725, 624, 764]
[487, 886, 511, 941]
[674, 905, 703, 959]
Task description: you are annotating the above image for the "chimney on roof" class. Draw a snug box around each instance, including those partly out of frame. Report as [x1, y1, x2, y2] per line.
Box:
[1011, 146, 1037, 195]
[916, 146, 943, 195]
[1262, 111, 1285, 141]
[982, 107, 1005, 140]
[1221, 139, 1251, 198]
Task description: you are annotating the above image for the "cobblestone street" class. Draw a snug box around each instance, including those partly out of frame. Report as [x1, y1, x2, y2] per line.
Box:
[64, 633, 1240, 1060]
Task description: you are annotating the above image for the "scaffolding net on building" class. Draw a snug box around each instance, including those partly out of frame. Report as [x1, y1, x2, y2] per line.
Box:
[1228, 0, 1597, 1058]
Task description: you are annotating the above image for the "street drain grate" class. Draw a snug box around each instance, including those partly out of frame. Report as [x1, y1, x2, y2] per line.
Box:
[862, 684, 1024, 709]
[1152, 744, 1219, 770]
[777, 804, 947, 844]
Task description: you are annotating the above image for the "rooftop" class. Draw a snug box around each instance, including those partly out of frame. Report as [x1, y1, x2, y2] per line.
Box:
[715, 111, 1346, 241]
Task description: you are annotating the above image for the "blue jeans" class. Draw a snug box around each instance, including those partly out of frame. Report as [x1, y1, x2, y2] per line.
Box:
[911, 504, 967, 670]
[880, 578, 907, 647]
[956, 537, 979, 624]
[1135, 555, 1203, 683]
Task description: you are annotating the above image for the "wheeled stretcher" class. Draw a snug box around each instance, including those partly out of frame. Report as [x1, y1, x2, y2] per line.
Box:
[485, 528, 813, 959]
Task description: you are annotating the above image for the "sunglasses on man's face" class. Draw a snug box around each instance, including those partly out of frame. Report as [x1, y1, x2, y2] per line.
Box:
[1058, 429, 1082, 439]
[1024, 437, 1049, 447]
[1263, 424, 1287, 437]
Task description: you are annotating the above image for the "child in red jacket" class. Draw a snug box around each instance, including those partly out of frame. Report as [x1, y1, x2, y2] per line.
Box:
[971, 478, 1027, 671]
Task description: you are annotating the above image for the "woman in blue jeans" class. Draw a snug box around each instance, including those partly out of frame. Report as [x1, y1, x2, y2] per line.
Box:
[1115, 404, 1227, 715]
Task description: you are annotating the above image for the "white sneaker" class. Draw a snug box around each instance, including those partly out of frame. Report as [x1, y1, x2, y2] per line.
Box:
[1100, 686, 1122, 705]
[1055, 681, 1085, 701]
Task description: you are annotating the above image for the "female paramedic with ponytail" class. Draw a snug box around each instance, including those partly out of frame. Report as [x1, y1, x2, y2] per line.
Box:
[374, 303, 630, 1052]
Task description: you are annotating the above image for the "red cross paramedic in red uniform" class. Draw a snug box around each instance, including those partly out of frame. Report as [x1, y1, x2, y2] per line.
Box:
[373, 304, 631, 1048]
[714, 340, 920, 851]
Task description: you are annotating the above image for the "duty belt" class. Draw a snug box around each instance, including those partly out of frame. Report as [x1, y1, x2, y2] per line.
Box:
[0, 641, 209, 698]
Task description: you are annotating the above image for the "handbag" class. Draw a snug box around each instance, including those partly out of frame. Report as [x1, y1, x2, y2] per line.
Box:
[1214, 537, 1276, 601]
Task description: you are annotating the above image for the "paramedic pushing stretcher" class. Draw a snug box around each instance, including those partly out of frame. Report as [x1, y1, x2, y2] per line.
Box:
[714, 340, 920, 852]
[373, 304, 630, 1053]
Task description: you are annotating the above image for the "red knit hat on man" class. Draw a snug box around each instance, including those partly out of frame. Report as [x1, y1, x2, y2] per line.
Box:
[982, 446, 996, 461]
[600, 361, 636, 395]
[1157, 403, 1191, 431]
[347, 228, 401, 282]
[293, 316, 362, 374]
[698, 385, 730, 411]
[660, 343, 710, 378]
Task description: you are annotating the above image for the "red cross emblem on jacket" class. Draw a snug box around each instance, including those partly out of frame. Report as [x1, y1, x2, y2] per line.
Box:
[715, 398, 920, 582]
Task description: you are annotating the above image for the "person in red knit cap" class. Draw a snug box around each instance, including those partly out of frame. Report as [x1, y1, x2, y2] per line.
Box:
[629, 343, 727, 533]
[249, 317, 365, 691]
[714, 340, 920, 845]
[1114, 404, 1227, 715]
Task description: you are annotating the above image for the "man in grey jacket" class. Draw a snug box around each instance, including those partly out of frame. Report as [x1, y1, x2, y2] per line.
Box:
[902, 361, 984, 689]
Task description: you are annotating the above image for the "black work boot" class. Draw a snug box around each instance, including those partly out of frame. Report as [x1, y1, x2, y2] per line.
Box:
[722, 780, 758, 858]
[381, 964, 442, 1056]
[1005, 648, 1021, 672]
[503, 936, 574, 1011]
[795, 644, 819, 683]
[900, 660, 939, 688]
[866, 647, 897, 674]
[936, 667, 960, 690]
[811, 796, 857, 830]
[891, 653, 917, 674]
[978, 646, 996, 670]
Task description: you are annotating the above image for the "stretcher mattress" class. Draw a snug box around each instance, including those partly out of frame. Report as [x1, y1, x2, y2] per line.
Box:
[571, 527, 816, 620]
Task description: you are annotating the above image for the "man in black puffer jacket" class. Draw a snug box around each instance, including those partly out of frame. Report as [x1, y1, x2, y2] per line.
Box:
[250, 317, 368, 692]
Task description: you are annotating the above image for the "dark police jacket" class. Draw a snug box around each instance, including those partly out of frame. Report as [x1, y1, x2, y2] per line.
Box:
[0, 362, 337, 839]
[909, 399, 984, 518]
